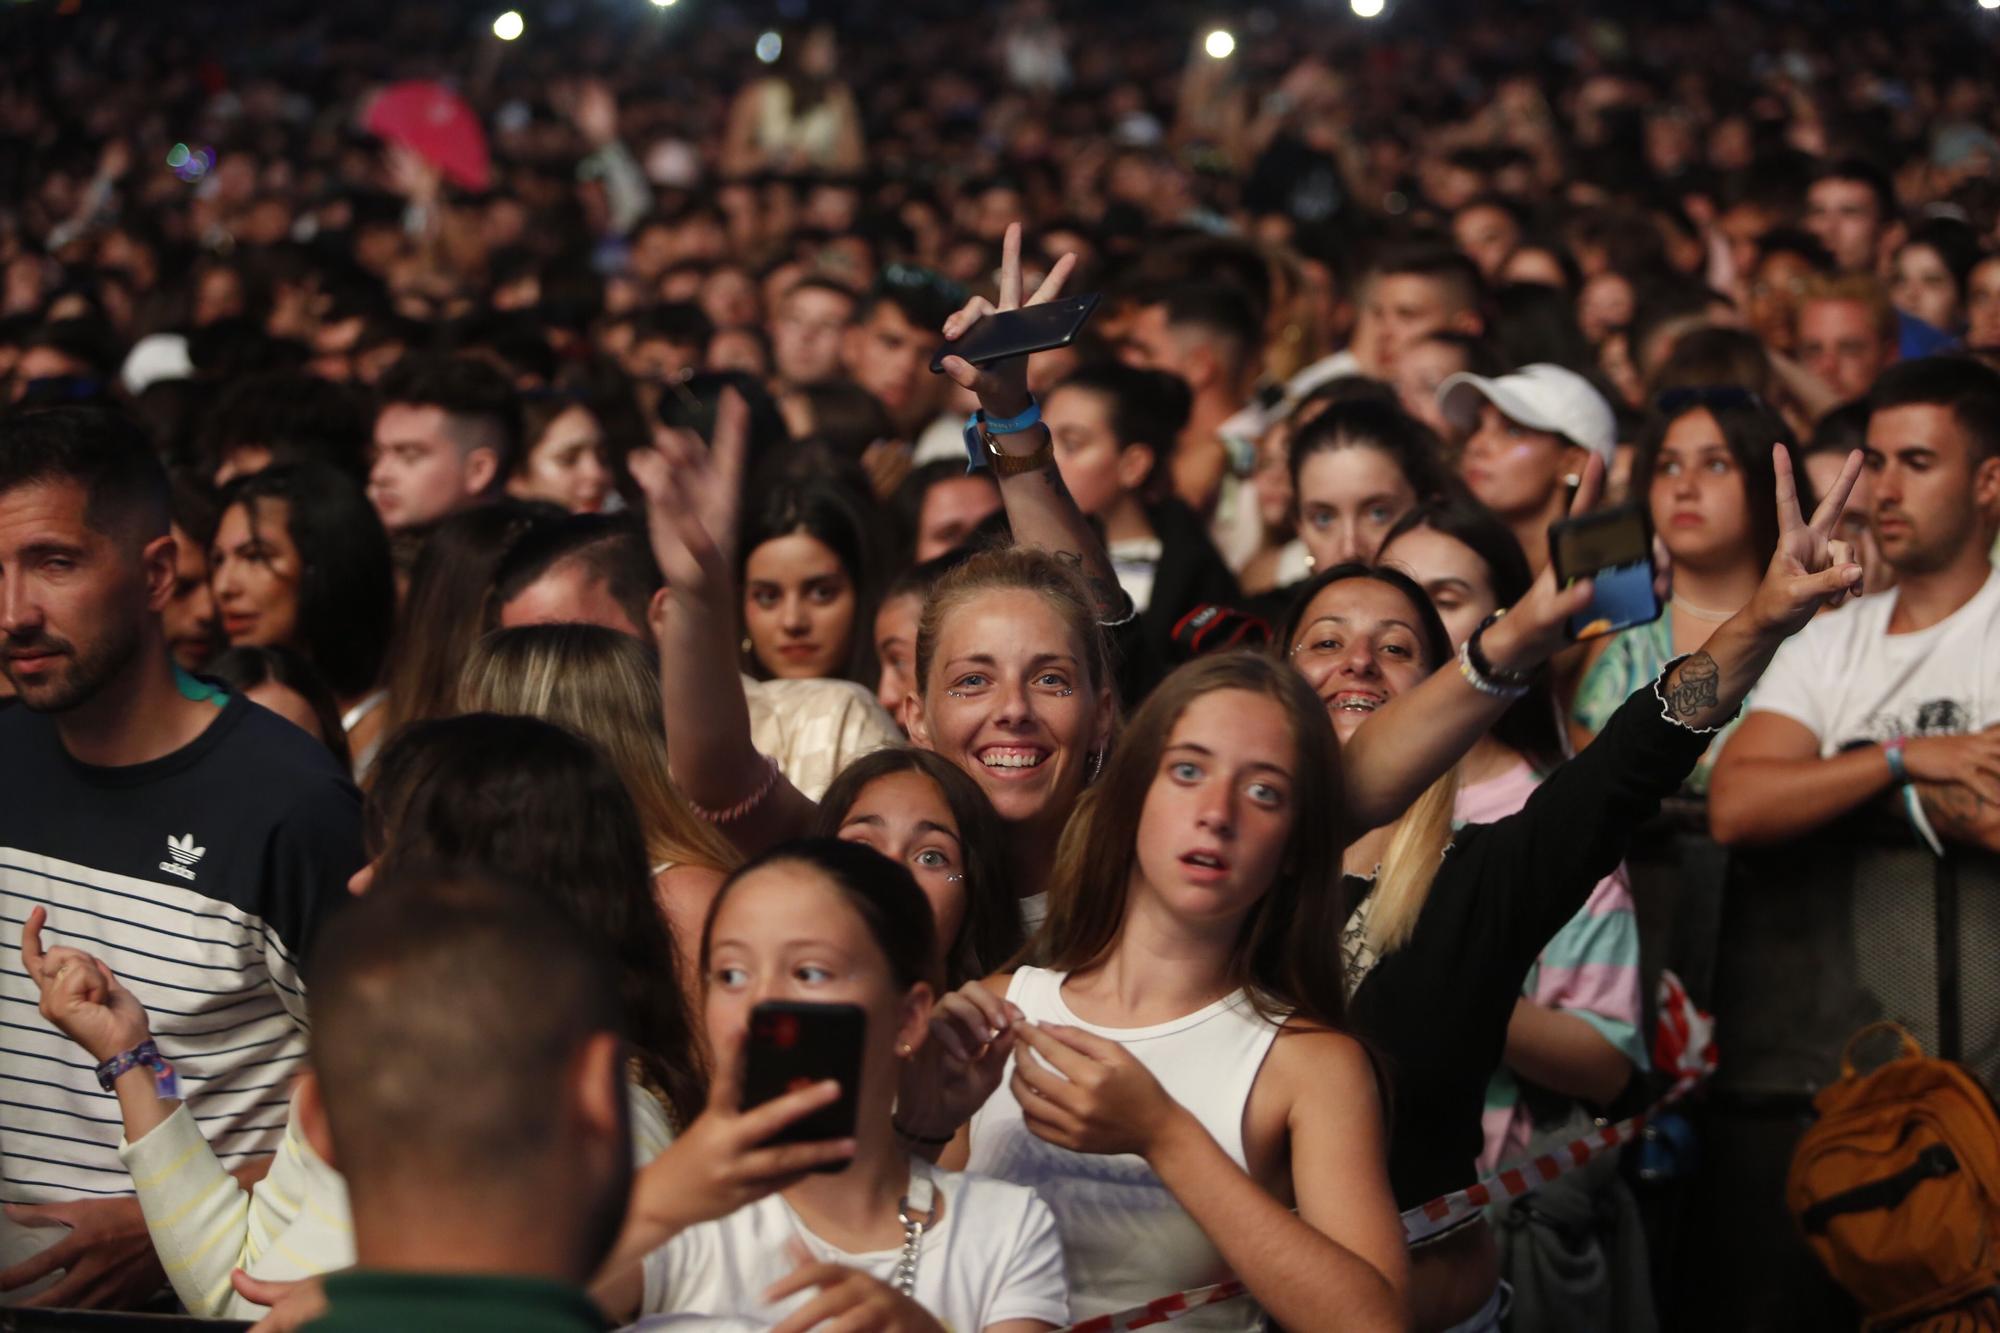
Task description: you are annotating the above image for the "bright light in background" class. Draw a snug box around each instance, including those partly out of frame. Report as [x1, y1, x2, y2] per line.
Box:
[755, 30, 783, 63]
[650, 0, 677, 7]
[1204, 29, 1235, 59]
[1352, 0, 1385, 15]
[1982, 0, 2000, 11]
[492, 9, 525, 39]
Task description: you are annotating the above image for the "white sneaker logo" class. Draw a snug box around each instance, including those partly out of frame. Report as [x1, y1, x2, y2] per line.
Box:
[159, 833, 206, 881]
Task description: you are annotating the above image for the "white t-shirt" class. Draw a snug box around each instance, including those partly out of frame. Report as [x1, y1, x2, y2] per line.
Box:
[639, 1166, 1069, 1332]
[1745, 567, 2000, 753]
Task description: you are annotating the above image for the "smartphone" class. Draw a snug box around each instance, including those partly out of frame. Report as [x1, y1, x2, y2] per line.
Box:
[1548, 504, 1662, 640]
[741, 1001, 865, 1169]
[929, 293, 1101, 373]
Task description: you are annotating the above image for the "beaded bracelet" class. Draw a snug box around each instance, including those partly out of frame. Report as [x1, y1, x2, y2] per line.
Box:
[1457, 638, 1531, 700]
[687, 754, 781, 824]
[1466, 609, 1536, 689]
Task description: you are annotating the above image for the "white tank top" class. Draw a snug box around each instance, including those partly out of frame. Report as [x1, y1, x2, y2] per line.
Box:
[965, 967, 1282, 1332]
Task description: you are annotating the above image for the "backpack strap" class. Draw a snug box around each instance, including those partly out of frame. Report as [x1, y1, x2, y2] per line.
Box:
[1800, 1143, 1960, 1236]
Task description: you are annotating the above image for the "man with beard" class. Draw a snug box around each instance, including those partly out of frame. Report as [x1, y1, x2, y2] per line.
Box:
[1711, 358, 2000, 851]
[0, 406, 360, 1308]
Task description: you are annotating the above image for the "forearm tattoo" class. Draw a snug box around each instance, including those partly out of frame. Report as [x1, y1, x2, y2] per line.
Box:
[1663, 652, 1721, 723]
[1054, 549, 1124, 618]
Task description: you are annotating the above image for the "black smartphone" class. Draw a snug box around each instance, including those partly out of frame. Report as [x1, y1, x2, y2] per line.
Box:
[929, 293, 1102, 373]
[1548, 504, 1662, 640]
[741, 1000, 865, 1169]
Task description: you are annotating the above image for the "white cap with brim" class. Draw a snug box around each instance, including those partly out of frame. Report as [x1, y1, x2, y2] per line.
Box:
[120, 333, 194, 396]
[1437, 363, 1617, 466]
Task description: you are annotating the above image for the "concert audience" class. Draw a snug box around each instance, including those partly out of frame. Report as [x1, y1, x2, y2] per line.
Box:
[3, 1, 1996, 1328]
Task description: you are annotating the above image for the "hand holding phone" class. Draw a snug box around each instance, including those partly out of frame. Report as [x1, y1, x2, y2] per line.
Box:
[742, 1001, 866, 1172]
[929, 293, 1100, 374]
[1548, 503, 1663, 640]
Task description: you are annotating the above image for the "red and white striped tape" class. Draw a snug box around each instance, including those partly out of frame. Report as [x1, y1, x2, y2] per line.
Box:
[1053, 972, 1718, 1332]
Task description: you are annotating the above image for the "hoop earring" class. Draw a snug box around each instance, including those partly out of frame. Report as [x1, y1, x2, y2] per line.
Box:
[1089, 749, 1104, 783]
[895, 1042, 913, 1059]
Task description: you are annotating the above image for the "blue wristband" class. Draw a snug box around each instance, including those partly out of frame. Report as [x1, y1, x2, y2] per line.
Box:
[960, 399, 1042, 473]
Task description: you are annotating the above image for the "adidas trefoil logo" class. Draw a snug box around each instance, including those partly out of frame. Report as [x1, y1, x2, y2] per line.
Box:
[159, 833, 206, 881]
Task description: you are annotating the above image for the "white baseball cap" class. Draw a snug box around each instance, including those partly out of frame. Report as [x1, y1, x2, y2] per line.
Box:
[120, 333, 193, 396]
[1437, 363, 1617, 465]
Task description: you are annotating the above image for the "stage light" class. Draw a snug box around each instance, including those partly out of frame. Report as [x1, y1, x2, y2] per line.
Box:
[1204, 29, 1235, 59]
[1352, 0, 1385, 16]
[492, 10, 524, 39]
[650, 0, 677, 8]
[1982, 0, 2000, 12]
[756, 30, 783, 62]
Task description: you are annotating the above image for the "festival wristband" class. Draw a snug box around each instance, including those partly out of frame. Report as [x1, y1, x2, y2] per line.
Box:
[1883, 736, 1911, 787]
[961, 400, 1047, 476]
[95, 1039, 180, 1098]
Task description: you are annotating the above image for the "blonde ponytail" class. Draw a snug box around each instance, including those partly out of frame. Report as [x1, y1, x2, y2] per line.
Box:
[1359, 768, 1458, 957]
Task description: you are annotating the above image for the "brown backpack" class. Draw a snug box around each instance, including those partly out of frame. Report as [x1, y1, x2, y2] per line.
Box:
[1787, 1022, 2000, 1330]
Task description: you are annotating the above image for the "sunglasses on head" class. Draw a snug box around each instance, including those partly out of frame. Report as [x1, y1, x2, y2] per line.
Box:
[1656, 386, 1766, 417]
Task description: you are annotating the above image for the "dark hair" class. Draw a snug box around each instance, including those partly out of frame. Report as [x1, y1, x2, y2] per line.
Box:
[1048, 363, 1192, 502]
[379, 500, 564, 739]
[1807, 399, 1872, 459]
[198, 372, 370, 483]
[1377, 499, 1566, 774]
[1868, 356, 2000, 465]
[738, 477, 882, 685]
[1897, 217, 1984, 296]
[221, 465, 395, 699]
[1755, 226, 1835, 272]
[860, 268, 965, 335]
[1369, 244, 1485, 318]
[629, 303, 715, 355]
[207, 645, 353, 776]
[1812, 157, 1898, 227]
[1411, 331, 1505, 380]
[703, 838, 941, 994]
[366, 713, 703, 1127]
[653, 370, 793, 489]
[781, 275, 860, 314]
[1491, 282, 1595, 375]
[792, 380, 895, 461]
[1649, 326, 1776, 401]
[891, 460, 1001, 564]
[304, 869, 628, 1260]
[492, 514, 663, 640]
[0, 406, 170, 544]
[514, 387, 601, 481]
[1280, 561, 1454, 677]
[813, 749, 1022, 988]
[1147, 281, 1263, 380]
[376, 354, 523, 481]
[1287, 399, 1456, 501]
[1633, 391, 1790, 568]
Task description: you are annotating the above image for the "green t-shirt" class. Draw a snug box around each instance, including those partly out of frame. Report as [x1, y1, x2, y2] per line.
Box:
[306, 1271, 609, 1333]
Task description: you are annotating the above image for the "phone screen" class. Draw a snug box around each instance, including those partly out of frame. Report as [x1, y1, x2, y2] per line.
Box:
[741, 1001, 864, 1168]
[1551, 505, 1661, 640]
[929, 293, 1101, 372]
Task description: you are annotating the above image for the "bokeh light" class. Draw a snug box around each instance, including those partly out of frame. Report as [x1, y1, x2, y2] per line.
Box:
[1353, 0, 1386, 16]
[755, 31, 783, 63]
[1204, 29, 1236, 59]
[492, 10, 525, 40]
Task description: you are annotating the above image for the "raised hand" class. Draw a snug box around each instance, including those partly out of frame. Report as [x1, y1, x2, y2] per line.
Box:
[629, 388, 750, 603]
[19, 907, 151, 1064]
[1748, 444, 1864, 637]
[630, 1027, 854, 1236]
[895, 982, 1023, 1147]
[1479, 452, 1668, 673]
[936, 222, 1077, 420]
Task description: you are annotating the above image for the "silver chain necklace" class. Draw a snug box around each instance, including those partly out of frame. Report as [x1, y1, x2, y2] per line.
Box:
[891, 1161, 938, 1298]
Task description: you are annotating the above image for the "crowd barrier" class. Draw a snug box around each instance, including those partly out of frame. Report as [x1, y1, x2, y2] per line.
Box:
[1625, 801, 2000, 1332]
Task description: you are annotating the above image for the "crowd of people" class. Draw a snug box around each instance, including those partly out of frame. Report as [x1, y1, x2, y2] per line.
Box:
[3, 0, 2000, 1328]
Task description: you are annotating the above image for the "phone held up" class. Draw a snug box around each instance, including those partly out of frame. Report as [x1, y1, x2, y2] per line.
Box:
[929, 293, 1102, 374]
[741, 1000, 865, 1173]
[1548, 503, 1663, 641]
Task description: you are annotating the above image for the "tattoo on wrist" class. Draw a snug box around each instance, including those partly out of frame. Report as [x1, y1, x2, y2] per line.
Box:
[1663, 652, 1720, 722]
